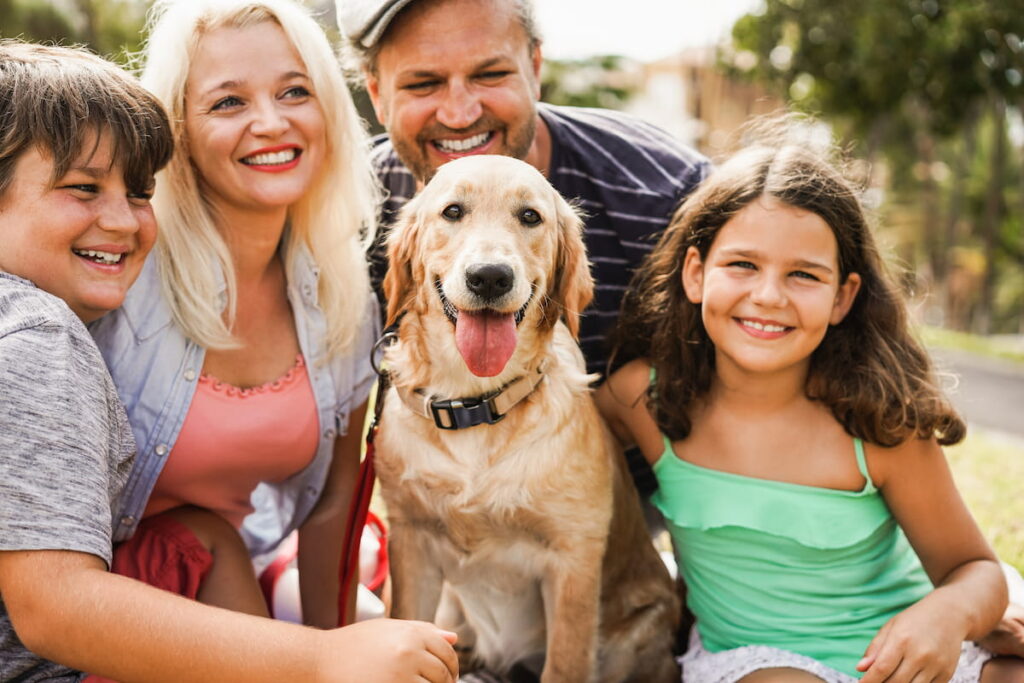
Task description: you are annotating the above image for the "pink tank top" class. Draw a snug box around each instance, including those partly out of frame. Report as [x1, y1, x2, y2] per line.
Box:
[144, 355, 319, 527]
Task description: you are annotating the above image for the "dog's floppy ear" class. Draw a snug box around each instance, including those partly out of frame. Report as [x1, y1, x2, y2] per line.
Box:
[383, 195, 427, 327]
[548, 193, 594, 339]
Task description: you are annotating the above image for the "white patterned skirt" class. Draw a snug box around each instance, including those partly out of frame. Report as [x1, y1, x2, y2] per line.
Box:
[680, 627, 994, 683]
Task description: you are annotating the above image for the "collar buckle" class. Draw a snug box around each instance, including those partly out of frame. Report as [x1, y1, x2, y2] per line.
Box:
[429, 392, 505, 430]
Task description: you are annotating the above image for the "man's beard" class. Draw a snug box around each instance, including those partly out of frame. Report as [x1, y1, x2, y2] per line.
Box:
[395, 114, 536, 184]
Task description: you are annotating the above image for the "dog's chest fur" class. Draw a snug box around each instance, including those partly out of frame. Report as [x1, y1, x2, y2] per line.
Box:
[376, 374, 614, 559]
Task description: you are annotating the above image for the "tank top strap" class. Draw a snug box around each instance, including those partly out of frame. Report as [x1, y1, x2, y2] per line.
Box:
[853, 438, 876, 492]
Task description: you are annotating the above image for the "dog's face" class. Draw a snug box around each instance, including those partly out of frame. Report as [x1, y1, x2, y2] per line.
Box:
[385, 156, 593, 377]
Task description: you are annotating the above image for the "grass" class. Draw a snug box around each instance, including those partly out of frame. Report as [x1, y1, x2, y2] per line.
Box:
[920, 325, 1024, 366]
[947, 429, 1024, 573]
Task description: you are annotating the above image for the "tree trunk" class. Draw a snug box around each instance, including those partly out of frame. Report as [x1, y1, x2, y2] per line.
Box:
[976, 95, 1007, 334]
[942, 105, 979, 330]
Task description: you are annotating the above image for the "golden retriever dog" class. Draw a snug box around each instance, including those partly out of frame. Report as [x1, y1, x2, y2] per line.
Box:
[376, 155, 679, 682]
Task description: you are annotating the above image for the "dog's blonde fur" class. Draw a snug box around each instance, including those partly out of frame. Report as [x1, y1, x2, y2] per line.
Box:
[377, 156, 679, 682]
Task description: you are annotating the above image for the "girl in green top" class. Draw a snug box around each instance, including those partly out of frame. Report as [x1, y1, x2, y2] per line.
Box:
[596, 119, 1024, 683]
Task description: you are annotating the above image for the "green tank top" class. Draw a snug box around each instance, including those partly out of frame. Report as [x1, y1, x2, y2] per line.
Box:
[651, 433, 932, 677]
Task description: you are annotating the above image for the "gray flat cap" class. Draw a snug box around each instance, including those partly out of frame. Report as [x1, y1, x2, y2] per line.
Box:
[337, 0, 421, 48]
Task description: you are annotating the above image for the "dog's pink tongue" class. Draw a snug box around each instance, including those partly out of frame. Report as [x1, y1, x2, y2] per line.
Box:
[455, 309, 517, 377]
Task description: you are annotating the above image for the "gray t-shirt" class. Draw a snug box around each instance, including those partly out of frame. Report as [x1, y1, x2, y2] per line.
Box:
[0, 273, 134, 682]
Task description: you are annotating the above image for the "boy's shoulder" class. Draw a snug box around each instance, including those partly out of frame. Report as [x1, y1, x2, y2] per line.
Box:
[0, 272, 79, 339]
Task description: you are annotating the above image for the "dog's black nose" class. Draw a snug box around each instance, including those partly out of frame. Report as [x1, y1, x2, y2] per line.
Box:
[466, 263, 514, 301]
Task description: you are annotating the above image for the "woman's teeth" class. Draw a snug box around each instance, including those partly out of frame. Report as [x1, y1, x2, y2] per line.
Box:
[435, 132, 490, 153]
[243, 149, 298, 165]
[73, 249, 123, 265]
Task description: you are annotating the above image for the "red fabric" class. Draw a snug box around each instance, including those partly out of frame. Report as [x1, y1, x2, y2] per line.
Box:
[110, 514, 213, 598]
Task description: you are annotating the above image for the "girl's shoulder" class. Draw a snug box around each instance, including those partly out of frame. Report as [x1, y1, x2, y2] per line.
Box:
[608, 358, 654, 394]
[595, 359, 664, 463]
[862, 434, 944, 490]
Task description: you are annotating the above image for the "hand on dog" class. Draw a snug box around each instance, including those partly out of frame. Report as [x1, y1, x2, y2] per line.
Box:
[318, 618, 458, 682]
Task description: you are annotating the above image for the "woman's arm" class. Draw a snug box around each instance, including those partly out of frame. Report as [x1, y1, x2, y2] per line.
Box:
[858, 437, 1006, 682]
[0, 548, 458, 682]
[297, 400, 369, 628]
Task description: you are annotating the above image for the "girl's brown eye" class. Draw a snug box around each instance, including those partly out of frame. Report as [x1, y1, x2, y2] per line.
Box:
[519, 208, 541, 226]
[442, 203, 463, 221]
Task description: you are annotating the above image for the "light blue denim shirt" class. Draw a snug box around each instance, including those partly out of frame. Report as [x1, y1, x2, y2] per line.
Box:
[89, 241, 379, 558]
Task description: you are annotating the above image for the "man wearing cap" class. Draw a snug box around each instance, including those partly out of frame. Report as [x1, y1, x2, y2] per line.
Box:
[338, 0, 711, 380]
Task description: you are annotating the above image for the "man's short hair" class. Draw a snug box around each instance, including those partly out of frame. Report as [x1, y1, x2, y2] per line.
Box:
[0, 41, 173, 200]
[337, 0, 541, 86]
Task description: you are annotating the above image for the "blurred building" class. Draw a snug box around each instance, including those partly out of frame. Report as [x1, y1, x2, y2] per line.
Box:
[625, 46, 784, 158]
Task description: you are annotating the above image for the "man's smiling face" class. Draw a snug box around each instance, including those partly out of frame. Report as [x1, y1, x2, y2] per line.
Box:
[366, 0, 541, 184]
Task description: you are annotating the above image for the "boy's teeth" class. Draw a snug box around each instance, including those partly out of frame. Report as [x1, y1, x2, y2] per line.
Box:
[743, 319, 786, 333]
[73, 249, 123, 265]
[243, 149, 298, 165]
[436, 132, 490, 153]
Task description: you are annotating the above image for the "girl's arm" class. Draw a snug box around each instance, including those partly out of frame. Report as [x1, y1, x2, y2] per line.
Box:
[594, 359, 663, 465]
[297, 400, 368, 628]
[0, 548, 458, 682]
[858, 436, 1006, 683]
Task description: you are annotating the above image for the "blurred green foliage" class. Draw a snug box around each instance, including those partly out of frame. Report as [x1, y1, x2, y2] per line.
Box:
[0, 0, 150, 63]
[541, 55, 638, 110]
[726, 0, 1024, 334]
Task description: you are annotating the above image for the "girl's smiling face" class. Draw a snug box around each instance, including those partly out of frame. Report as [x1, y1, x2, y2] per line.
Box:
[682, 196, 861, 383]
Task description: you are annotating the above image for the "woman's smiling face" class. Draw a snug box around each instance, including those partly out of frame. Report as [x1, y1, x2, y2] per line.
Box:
[184, 20, 326, 219]
[682, 196, 861, 382]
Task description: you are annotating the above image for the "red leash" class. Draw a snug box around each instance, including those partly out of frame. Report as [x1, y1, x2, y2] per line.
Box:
[336, 375, 387, 626]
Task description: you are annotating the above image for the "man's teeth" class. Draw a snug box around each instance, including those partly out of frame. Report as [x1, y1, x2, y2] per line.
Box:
[73, 249, 123, 265]
[435, 132, 490, 153]
[742, 319, 787, 333]
[243, 149, 298, 165]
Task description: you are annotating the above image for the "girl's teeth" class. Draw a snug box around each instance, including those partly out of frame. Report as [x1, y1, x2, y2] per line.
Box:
[73, 249, 123, 265]
[743, 320, 786, 333]
[243, 149, 298, 165]
[436, 132, 490, 153]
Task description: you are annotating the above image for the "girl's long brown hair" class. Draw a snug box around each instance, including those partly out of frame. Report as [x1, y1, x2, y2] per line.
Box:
[611, 127, 965, 448]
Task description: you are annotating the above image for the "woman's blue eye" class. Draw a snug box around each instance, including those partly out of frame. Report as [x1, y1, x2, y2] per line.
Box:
[211, 96, 242, 111]
[792, 271, 819, 281]
[284, 86, 311, 98]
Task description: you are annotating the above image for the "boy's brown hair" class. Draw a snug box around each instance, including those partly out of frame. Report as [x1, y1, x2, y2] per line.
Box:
[0, 40, 173, 199]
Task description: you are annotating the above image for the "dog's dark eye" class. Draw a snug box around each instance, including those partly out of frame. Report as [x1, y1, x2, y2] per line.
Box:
[442, 204, 464, 221]
[519, 208, 542, 226]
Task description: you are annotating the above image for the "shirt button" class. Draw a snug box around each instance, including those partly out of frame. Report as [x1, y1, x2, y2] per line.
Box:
[302, 284, 313, 299]
[324, 428, 336, 440]
[120, 515, 135, 526]
[155, 444, 168, 456]
[306, 486, 318, 497]
[184, 369, 197, 381]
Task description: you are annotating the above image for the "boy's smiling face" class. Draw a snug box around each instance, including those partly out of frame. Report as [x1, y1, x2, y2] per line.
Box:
[0, 133, 156, 322]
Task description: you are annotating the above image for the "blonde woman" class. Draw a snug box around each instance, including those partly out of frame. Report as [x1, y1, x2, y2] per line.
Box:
[92, 0, 380, 629]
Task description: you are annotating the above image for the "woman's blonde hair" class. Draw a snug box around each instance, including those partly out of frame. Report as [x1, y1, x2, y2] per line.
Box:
[141, 0, 379, 355]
